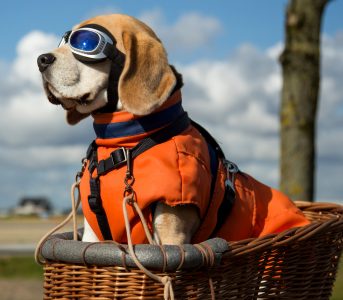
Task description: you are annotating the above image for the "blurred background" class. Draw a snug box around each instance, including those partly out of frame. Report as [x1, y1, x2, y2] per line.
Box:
[0, 1, 342, 299]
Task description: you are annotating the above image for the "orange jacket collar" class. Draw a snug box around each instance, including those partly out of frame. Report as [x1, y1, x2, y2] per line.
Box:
[93, 90, 182, 125]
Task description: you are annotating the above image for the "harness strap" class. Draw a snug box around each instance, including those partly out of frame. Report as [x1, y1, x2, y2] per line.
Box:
[97, 112, 190, 176]
[210, 178, 236, 237]
[87, 142, 113, 240]
[88, 178, 113, 240]
[190, 120, 236, 238]
[190, 120, 225, 159]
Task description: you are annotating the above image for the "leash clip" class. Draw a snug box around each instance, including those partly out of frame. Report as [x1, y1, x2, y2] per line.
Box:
[123, 148, 136, 203]
[75, 157, 88, 183]
[224, 159, 239, 193]
[224, 159, 239, 174]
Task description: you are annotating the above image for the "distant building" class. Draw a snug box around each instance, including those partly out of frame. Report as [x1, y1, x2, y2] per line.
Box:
[13, 197, 52, 217]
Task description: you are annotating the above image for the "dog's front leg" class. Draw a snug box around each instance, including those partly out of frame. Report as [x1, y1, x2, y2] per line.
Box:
[82, 217, 100, 242]
[152, 202, 200, 245]
[82, 203, 200, 245]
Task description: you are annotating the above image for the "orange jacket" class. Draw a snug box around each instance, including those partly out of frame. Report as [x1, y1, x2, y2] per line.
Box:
[192, 166, 310, 243]
[80, 91, 309, 243]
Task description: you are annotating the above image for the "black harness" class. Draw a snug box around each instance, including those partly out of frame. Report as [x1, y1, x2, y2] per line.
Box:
[84, 112, 236, 241]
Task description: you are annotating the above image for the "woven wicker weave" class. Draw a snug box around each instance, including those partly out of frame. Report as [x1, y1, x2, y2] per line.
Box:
[41, 201, 343, 299]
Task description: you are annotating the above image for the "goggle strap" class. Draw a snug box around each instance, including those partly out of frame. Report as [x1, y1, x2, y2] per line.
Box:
[103, 43, 116, 60]
[64, 31, 72, 43]
[101, 49, 125, 113]
[108, 61, 119, 105]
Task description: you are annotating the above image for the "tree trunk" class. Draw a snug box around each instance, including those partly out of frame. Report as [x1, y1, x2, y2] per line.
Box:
[279, 0, 329, 201]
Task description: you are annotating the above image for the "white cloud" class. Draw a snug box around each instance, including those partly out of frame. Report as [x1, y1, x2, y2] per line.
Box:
[0, 31, 93, 209]
[314, 32, 343, 202]
[139, 10, 222, 52]
[179, 46, 282, 186]
[0, 28, 342, 209]
[0, 145, 85, 169]
[0, 31, 94, 148]
[179, 33, 343, 200]
[11, 31, 59, 85]
[266, 42, 283, 60]
[316, 33, 343, 134]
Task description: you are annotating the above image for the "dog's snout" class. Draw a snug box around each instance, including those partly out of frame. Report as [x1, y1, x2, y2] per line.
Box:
[37, 53, 56, 72]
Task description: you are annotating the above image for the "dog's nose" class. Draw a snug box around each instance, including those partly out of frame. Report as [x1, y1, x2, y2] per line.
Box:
[37, 53, 56, 72]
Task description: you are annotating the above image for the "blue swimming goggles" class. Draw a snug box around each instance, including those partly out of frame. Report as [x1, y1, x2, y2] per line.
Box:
[58, 25, 116, 62]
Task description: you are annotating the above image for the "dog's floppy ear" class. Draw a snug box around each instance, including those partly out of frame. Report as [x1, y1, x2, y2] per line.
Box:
[118, 31, 176, 115]
[66, 109, 90, 125]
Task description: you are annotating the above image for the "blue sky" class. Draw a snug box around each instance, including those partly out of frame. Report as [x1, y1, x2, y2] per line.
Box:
[0, 1, 342, 210]
[2, 0, 342, 62]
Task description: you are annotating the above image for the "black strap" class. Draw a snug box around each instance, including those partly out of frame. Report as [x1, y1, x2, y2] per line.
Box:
[190, 120, 225, 159]
[189, 120, 236, 238]
[97, 50, 125, 114]
[87, 143, 113, 240]
[210, 182, 235, 238]
[88, 178, 113, 240]
[97, 112, 190, 176]
[82, 23, 126, 114]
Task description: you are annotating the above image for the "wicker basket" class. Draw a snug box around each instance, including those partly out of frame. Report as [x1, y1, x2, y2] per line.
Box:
[40, 201, 343, 299]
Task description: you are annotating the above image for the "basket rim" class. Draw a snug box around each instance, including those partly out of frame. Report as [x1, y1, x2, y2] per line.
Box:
[40, 201, 343, 271]
[40, 233, 229, 271]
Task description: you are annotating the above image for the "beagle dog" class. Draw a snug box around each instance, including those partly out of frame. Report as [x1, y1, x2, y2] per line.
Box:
[37, 14, 309, 245]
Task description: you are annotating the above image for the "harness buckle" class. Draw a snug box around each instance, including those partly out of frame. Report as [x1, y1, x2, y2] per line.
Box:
[86, 141, 97, 160]
[88, 160, 97, 174]
[110, 147, 128, 169]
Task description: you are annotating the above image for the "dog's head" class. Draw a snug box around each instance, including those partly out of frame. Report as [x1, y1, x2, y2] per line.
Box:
[38, 14, 179, 125]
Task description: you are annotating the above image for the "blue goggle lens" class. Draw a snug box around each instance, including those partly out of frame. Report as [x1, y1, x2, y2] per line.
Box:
[70, 30, 100, 52]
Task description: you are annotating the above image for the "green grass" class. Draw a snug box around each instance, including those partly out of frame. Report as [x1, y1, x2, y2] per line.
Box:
[332, 261, 343, 300]
[0, 256, 42, 279]
[0, 256, 342, 298]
